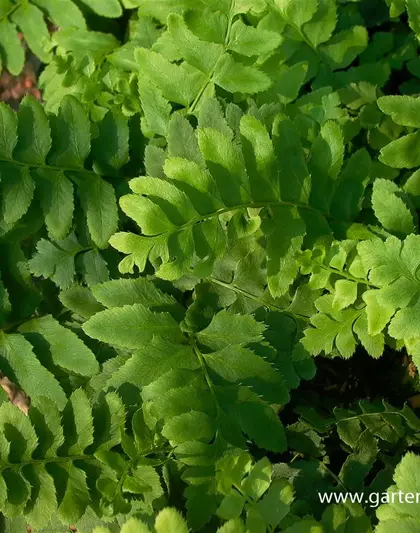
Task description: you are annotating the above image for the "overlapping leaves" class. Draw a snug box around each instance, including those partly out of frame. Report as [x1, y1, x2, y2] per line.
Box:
[0, 0, 139, 76]
[0, 95, 126, 250]
[111, 100, 374, 300]
[376, 452, 420, 533]
[81, 277, 294, 527]
[0, 390, 129, 527]
[83, 280, 289, 453]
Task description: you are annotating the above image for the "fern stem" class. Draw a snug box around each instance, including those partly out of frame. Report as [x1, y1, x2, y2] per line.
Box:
[337, 410, 413, 425]
[309, 259, 378, 288]
[0, 0, 24, 25]
[210, 277, 311, 324]
[142, 199, 332, 241]
[191, 339, 223, 418]
[0, 444, 172, 473]
[188, 0, 235, 115]
[0, 453, 91, 471]
[0, 157, 118, 182]
[317, 458, 350, 492]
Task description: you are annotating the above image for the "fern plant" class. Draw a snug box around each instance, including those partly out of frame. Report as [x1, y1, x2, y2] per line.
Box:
[2, 0, 420, 531]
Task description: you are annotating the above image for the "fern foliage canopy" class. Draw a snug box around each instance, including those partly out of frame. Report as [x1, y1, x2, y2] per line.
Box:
[2, 0, 420, 532]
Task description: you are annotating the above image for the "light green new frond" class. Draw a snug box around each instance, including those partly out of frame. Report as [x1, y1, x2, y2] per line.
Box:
[376, 453, 420, 533]
[299, 239, 388, 358]
[136, 5, 277, 131]
[302, 293, 384, 359]
[302, 295, 355, 358]
[371, 178, 417, 236]
[358, 235, 420, 341]
[299, 239, 365, 294]
[113, 105, 375, 294]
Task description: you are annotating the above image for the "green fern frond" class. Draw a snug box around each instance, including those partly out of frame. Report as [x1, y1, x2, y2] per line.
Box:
[82, 282, 290, 454]
[0, 95, 127, 248]
[111, 103, 372, 296]
[28, 232, 110, 290]
[376, 452, 420, 533]
[299, 239, 384, 359]
[0, 389, 170, 527]
[0, 0, 133, 76]
[0, 304, 102, 407]
[356, 235, 420, 367]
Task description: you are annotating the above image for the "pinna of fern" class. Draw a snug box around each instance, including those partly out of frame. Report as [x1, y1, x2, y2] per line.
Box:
[0, 0, 144, 78]
[110, 96, 380, 315]
[0, 387, 172, 528]
[0, 93, 132, 249]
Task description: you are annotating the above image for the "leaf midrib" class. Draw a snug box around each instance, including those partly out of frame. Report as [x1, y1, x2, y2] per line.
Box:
[140, 199, 332, 239]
